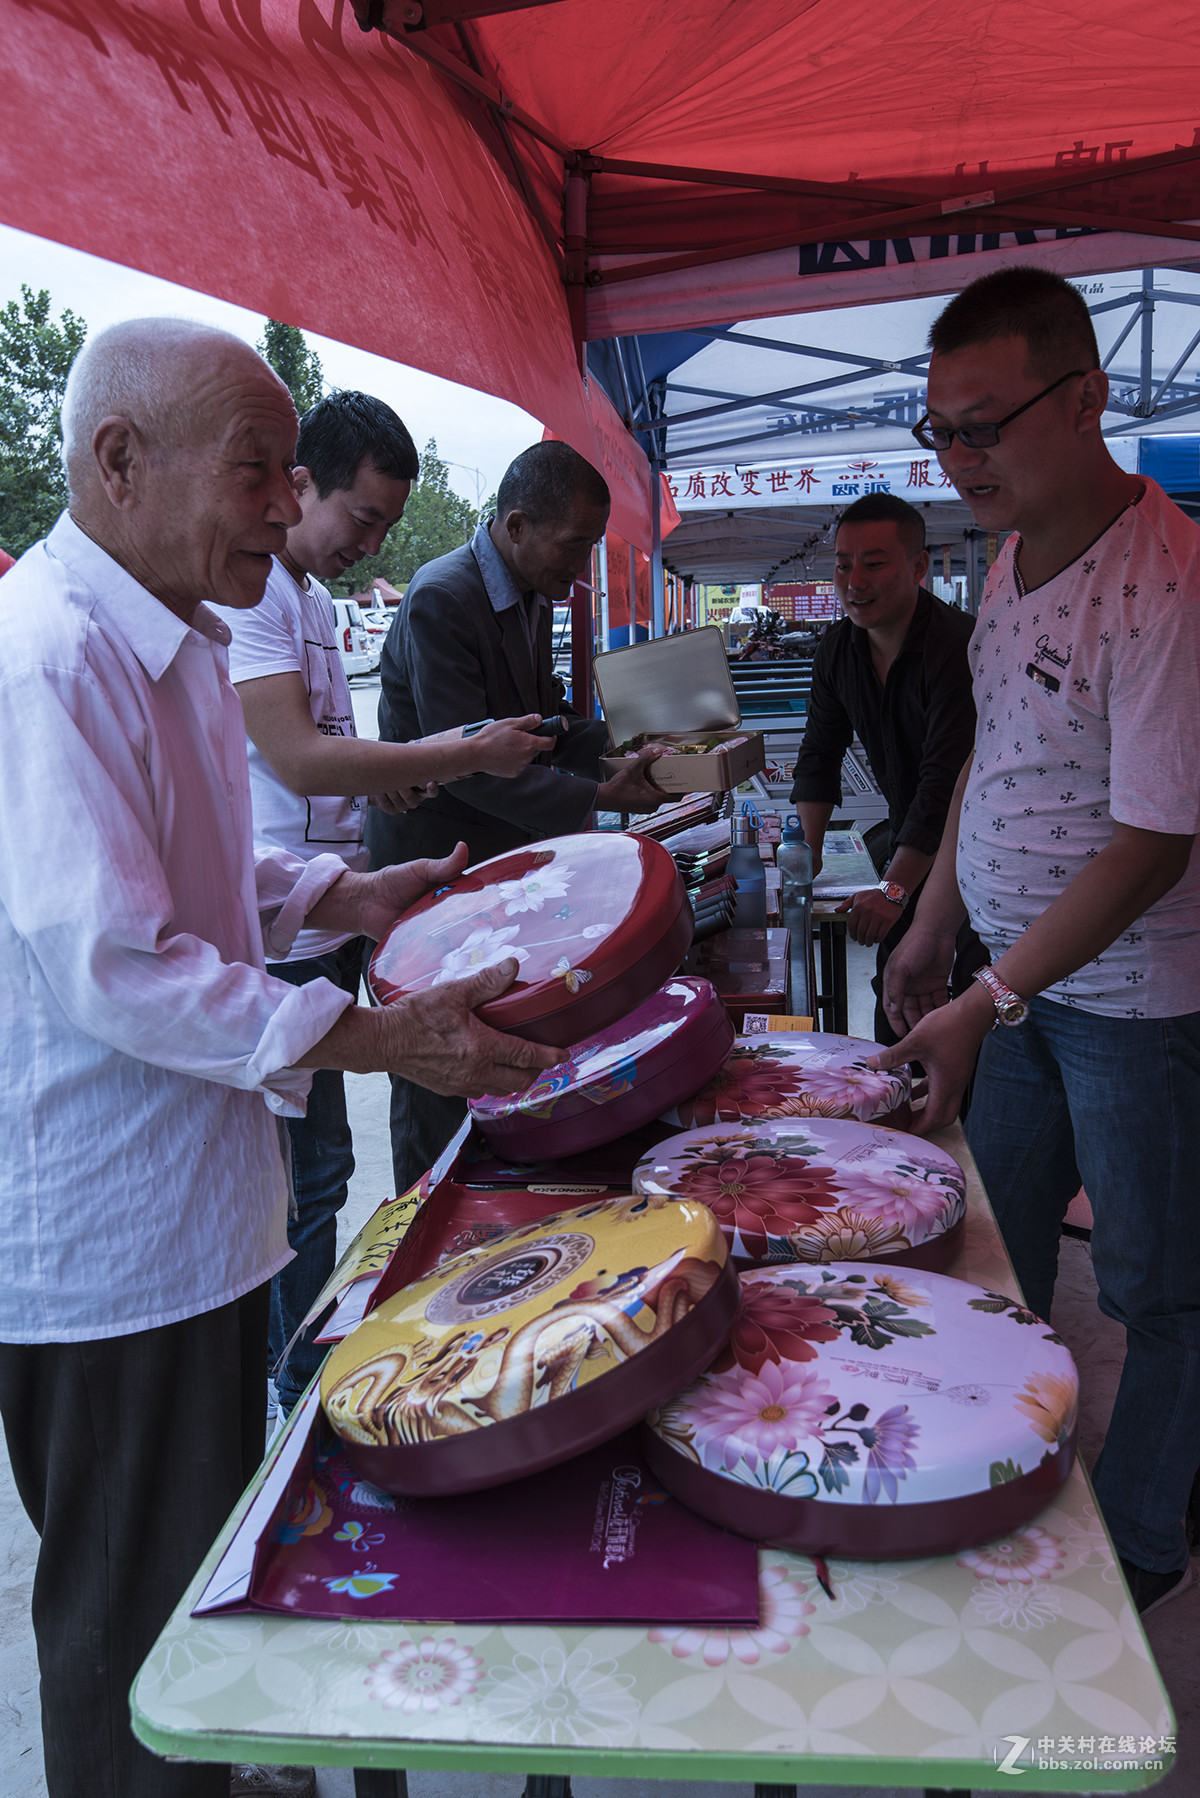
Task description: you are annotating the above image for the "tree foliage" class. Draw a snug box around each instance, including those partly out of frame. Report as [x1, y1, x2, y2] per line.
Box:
[0, 286, 87, 557]
[328, 437, 479, 596]
[0, 296, 480, 593]
[257, 319, 325, 415]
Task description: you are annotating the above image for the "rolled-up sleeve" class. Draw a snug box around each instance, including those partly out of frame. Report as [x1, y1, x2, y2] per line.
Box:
[256, 847, 349, 961]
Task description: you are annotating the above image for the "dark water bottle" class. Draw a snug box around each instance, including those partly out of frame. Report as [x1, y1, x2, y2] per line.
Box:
[728, 815, 767, 928]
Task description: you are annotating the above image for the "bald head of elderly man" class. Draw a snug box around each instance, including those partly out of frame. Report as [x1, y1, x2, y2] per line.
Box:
[0, 319, 557, 1798]
[63, 314, 303, 614]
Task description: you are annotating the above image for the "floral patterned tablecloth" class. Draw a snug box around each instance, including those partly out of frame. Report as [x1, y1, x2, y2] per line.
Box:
[133, 1128, 1174, 1792]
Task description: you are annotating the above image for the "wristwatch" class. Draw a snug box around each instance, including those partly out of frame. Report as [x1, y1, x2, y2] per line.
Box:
[972, 965, 1031, 1027]
[878, 880, 909, 907]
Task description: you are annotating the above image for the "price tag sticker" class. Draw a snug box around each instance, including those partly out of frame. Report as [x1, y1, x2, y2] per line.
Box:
[742, 1012, 813, 1034]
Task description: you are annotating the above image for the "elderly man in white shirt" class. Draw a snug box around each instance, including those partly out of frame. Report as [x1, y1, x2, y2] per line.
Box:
[0, 318, 556, 1798]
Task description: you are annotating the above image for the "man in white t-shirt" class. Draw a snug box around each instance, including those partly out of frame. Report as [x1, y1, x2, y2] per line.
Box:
[871, 268, 1200, 1615]
[221, 391, 548, 1412]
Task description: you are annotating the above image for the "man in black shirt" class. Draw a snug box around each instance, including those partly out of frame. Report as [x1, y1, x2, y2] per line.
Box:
[790, 493, 983, 1042]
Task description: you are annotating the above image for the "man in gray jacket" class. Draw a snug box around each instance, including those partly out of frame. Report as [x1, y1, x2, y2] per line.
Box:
[367, 440, 664, 1189]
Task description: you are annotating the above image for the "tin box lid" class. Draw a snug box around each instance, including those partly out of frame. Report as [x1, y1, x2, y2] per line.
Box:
[632, 1117, 966, 1262]
[644, 1261, 1079, 1507]
[594, 626, 741, 743]
[321, 1196, 734, 1489]
[471, 978, 724, 1125]
[367, 832, 687, 1040]
[676, 1032, 911, 1128]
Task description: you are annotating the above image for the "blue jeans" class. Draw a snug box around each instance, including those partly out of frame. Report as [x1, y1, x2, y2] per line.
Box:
[966, 997, 1200, 1575]
[266, 937, 364, 1413]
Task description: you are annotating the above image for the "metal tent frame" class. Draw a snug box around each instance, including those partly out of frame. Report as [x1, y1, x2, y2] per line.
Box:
[588, 269, 1200, 612]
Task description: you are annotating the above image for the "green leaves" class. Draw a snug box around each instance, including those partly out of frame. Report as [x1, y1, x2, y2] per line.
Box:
[827, 1293, 936, 1352]
[818, 1440, 859, 1493]
[257, 319, 325, 415]
[989, 1458, 1024, 1486]
[968, 1291, 1041, 1327]
[0, 285, 86, 557]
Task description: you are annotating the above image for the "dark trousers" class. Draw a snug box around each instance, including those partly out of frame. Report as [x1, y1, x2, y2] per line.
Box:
[267, 937, 364, 1413]
[967, 1000, 1200, 1574]
[0, 1284, 269, 1798]
[389, 1073, 468, 1199]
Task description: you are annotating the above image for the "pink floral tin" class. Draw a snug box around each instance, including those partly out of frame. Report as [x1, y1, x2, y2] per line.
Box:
[632, 1118, 966, 1270]
[368, 833, 692, 1047]
[469, 978, 734, 1162]
[642, 1262, 1078, 1559]
[666, 1032, 911, 1130]
[321, 1194, 739, 1497]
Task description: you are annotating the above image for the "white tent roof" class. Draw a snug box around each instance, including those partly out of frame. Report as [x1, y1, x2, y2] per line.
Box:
[642, 268, 1200, 583]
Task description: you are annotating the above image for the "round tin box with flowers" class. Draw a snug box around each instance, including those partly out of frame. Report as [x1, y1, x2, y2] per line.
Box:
[641, 1262, 1078, 1559]
[368, 833, 692, 1048]
[632, 1117, 967, 1271]
[665, 1032, 911, 1130]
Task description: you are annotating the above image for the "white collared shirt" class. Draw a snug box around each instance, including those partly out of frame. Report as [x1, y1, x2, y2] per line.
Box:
[471, 517, 548, 652]
[0, 516, 356, 1343]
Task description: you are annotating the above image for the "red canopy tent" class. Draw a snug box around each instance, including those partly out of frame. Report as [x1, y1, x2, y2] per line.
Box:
[4, 0, 1199, 576]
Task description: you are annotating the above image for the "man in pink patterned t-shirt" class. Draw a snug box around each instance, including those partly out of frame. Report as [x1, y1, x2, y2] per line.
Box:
[873, 267, 1200, 1617]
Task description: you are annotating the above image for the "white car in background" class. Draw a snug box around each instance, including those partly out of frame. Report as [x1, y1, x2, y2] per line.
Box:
[330, 598, 374, 678]
[360, 606, 394, 670]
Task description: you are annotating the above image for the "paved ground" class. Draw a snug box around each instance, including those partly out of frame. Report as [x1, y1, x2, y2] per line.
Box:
[2, 678, 1195, 1795]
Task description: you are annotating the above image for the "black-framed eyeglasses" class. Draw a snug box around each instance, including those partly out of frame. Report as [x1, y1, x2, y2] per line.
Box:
[911, 369, 1088, 452]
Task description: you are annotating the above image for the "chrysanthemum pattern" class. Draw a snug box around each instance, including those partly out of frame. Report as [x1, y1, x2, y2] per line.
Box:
[969, 1578, 1065, 1631]
[479, 1647, 639, 1744]
[649, 1563, 815, 1665]
[670, 1149, 842, 1261]
[687, 1360, 834, 1471]
[827, 1165, 960, 1237]
[958, 1524, 1065, 1584]
[678, 1041, 909, 1127]
[785, 1207, 910, 1262]
[1014, 1370, 1078, 1444]
[637, 1121, 964, 1263]
[366, 1637, 483, 1713]
[1063, 1501, 1123, 1583]
[646, 1260, 1079, 1512]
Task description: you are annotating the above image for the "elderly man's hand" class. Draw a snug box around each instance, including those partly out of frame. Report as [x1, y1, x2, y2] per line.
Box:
[377, 958, 560, 1096]
[595, 746, 668, 813]
[299, 955, 561, 1094]
[309, 844, 471, 944]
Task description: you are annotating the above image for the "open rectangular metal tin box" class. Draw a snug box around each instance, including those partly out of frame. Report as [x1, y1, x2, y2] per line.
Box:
[593, 627, 766, 794]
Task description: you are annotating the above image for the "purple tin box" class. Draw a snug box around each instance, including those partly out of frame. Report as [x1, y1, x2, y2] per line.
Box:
[470, 976, 734, 1163]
